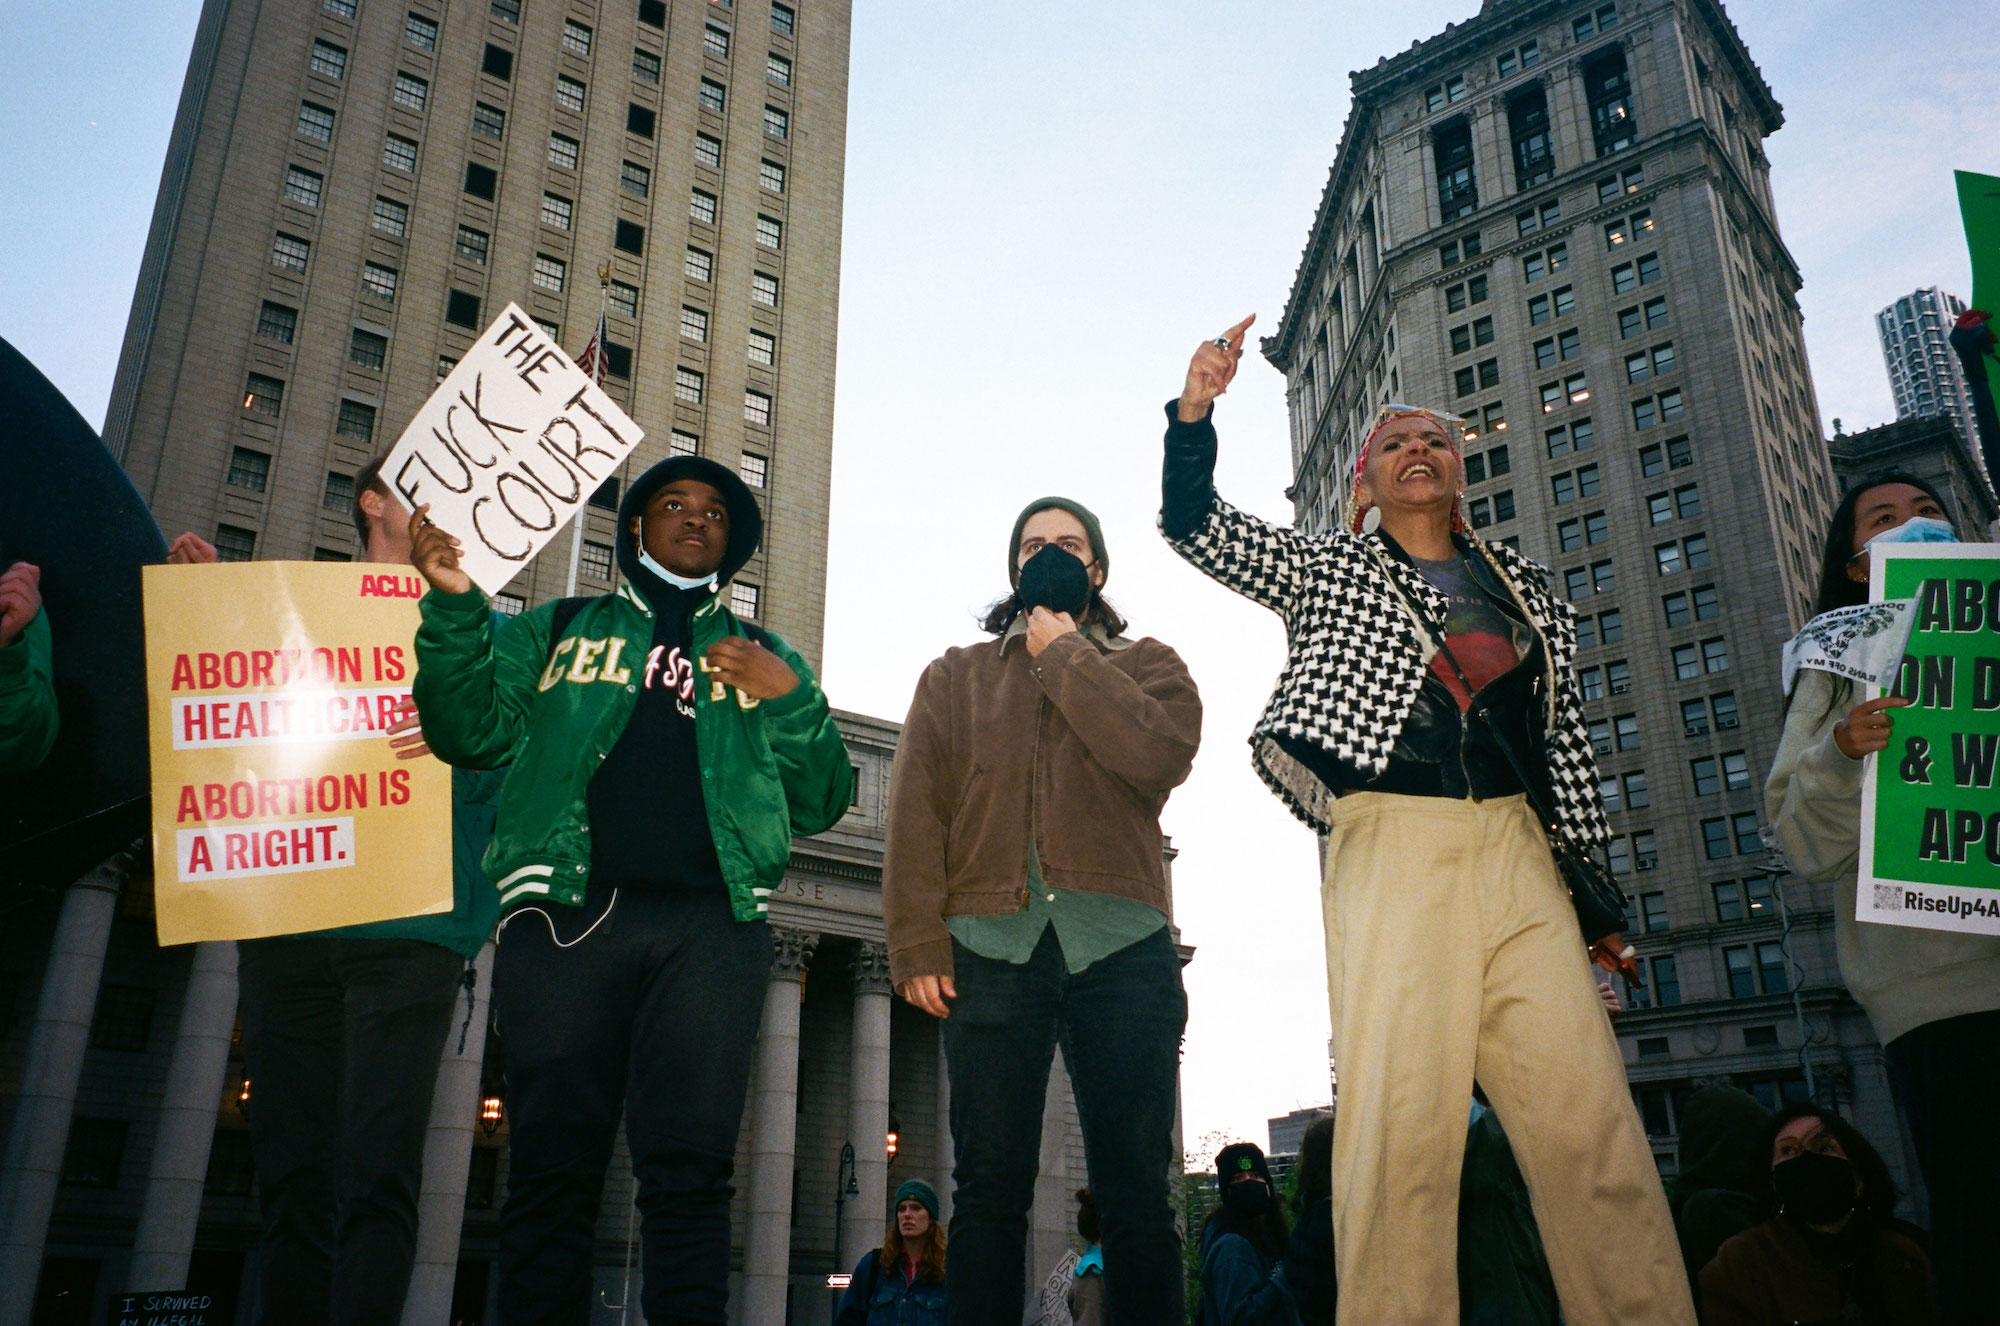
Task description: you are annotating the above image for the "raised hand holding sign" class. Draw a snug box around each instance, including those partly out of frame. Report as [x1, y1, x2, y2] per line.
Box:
[382, 304, 643, 595]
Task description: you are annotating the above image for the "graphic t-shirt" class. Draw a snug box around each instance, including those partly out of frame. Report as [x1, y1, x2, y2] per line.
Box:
[1412, 553, 1533, 711]
[586, 583, 724, 890]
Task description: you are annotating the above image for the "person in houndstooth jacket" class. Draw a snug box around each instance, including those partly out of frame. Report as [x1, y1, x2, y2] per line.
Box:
[1159, 317, 1696, 1326]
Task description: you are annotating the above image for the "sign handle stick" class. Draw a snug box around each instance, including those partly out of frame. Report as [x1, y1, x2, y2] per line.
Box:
[563, 265, 615, 600]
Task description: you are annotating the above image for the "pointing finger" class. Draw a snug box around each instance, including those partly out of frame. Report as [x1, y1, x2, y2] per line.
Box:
[1224, 313, 1256, 349]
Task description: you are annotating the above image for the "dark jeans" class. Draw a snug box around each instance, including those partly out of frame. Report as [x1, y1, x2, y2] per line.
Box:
[237, 935, 465, 1326]
[493, 888, 772, 1326]
[943, 926, 1187, 1326]
[1885, 1008, 2000, 1323]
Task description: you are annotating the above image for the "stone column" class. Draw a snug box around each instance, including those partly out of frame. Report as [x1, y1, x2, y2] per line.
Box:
[935, 1036, 954, 1228]
[126, 940, 240, 1289]
[1545, 60, 1587, 177]
[738, 927, 817, 1322]
[400, 942, 494, 1326]
[1474, 95, 1513, 201]
[0, 853, 128, 1326]
[841, 943, 893, 1267]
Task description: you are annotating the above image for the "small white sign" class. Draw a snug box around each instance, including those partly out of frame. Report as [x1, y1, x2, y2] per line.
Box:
[382, 304, 643, 595]
[1780, 599, 1919, 697]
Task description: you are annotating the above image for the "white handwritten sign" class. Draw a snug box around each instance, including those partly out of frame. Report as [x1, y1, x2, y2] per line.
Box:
[382, 304, 643, 594]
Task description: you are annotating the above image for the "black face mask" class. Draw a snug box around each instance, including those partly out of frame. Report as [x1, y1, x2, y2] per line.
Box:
[1772, 1151, 1858, 1225]
[1223, 1178, 1273, 1219]
[1015, 544, 1093, 618]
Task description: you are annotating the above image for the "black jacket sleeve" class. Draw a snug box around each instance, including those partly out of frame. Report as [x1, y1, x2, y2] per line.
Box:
[1161, 399, 1220, 540]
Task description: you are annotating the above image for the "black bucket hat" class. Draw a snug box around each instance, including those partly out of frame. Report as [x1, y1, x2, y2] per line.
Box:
[614, 455, 763, 586]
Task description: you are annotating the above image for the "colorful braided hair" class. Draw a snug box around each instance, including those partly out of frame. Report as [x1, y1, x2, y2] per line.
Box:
[1345, 403, 1472, 536]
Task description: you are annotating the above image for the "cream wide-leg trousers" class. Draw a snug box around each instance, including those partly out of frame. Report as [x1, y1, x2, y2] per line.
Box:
[1320, 791, 1695, 1326]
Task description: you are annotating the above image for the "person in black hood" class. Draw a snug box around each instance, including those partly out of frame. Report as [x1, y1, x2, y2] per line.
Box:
[409, 452, 852, 1326]
[1670, 1086, 1771, 1290]
[1198, 1143, 1300, 1326]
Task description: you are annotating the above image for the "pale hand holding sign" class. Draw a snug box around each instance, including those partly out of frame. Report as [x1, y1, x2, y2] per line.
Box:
[382, 303, 643, 595]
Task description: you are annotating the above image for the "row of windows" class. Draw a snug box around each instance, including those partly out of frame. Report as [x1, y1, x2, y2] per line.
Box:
[1623, 875, 1778, 938]
[270, 225, 782, 355]
[1432, 44, 1634, 223]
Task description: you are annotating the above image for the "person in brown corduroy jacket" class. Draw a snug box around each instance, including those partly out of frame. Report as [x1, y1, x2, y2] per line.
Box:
[883, 496, 1200, 1326]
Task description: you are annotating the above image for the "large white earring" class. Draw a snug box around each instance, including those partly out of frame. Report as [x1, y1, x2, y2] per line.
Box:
[1361, 506, 1382, 535]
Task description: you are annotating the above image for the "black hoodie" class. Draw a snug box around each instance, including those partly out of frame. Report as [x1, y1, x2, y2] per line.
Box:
[584, 456, 764, 892]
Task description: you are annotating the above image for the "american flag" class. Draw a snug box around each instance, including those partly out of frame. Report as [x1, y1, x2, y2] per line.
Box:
[574, 309, 607, 385]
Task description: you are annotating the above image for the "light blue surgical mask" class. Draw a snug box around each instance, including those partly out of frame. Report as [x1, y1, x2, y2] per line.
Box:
[638, 546, 717, 589]
[1851, 515, 1958, 560]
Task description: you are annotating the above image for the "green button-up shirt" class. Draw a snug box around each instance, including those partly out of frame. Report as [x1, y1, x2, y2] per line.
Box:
[947, 850, 1166, 974]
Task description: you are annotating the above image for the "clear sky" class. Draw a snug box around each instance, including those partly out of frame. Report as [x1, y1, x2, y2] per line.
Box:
[3, 0, 1995, 1160]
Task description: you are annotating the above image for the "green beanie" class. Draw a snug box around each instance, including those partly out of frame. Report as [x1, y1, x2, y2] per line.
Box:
[1007, 496, 1108, 588]
[894, 1179, 940, 1220]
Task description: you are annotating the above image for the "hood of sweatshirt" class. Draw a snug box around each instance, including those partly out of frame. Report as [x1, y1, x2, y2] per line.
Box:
[614, 455, 763, 605]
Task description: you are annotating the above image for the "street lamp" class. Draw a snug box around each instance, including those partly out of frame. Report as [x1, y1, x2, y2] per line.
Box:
[480, 1095, 505, 1137]
[235, 1078, 252, 1115]
[886, 1111, 900, 1161]
[833, 1142, 859, 1270]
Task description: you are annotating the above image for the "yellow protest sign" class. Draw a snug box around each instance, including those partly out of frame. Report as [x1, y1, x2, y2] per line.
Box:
[143, 562, 452, 945]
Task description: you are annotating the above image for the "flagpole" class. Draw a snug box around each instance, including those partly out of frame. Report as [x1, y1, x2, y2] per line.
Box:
[563, 262, 612, 599]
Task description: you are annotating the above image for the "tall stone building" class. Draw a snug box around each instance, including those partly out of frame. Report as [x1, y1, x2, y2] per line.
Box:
[2, 2, 1119, 1323]
[1260, 0, 1919, 1195]
[104, 0, 843, 661]
[1875, 286, 1985, 489]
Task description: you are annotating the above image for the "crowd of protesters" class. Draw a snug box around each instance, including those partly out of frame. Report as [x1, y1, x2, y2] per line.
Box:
[4, 313, 1996, 1326]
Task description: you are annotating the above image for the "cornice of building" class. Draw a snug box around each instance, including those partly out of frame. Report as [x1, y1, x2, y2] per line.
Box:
[1827, 412, 1985, 480]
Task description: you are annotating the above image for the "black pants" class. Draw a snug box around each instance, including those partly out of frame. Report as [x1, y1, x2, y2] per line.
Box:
[1885, 1008, 2000, 1323]
[942, 926, 1187, 1326]
[493, 888, 772, 1326]
[237, 935, 465, 1326]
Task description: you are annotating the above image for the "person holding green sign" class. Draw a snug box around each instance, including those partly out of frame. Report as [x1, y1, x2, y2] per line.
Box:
[1765, 472, 2000, 1322]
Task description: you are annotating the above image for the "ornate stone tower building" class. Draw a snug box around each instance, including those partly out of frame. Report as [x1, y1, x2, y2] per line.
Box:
[1261, 0, 1917, 1194]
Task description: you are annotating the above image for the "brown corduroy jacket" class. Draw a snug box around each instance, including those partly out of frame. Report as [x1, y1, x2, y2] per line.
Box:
[882, 625, 1201, 986]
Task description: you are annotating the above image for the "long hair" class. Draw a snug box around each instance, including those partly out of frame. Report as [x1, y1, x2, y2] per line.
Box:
[1294, 1116, 1334, 1214]
[1753, 1101, 1899, 1224]
[1789, 471, 1952, 724]
[979, 585, 1128, 637]
[1807, 470, 1950, 620]
[878, 1212, 946, 1284]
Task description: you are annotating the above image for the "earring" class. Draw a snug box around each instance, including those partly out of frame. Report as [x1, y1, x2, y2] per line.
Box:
[1361, 506, 1382, 535]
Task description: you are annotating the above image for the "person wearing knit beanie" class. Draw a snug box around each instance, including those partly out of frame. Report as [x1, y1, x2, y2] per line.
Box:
[895, 1179, 941, 1222]
[883, 496, 1202, 1325]
[980, 496, 1126, 638]
[834, 1177, 948, 1323]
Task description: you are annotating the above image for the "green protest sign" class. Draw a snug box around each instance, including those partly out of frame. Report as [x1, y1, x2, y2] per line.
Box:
[1860, 544, 2000, 933]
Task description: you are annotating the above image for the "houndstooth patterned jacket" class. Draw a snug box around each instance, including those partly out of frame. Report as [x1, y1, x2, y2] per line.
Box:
[1165, 496, 1612, 851]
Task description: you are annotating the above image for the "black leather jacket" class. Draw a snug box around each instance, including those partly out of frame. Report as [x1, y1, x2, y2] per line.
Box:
[1274, 531, 1557, 808]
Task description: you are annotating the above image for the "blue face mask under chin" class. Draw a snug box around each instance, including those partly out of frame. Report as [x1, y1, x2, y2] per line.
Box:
[638, 546, 717, 590]
[1854, 515, 1958, 560]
